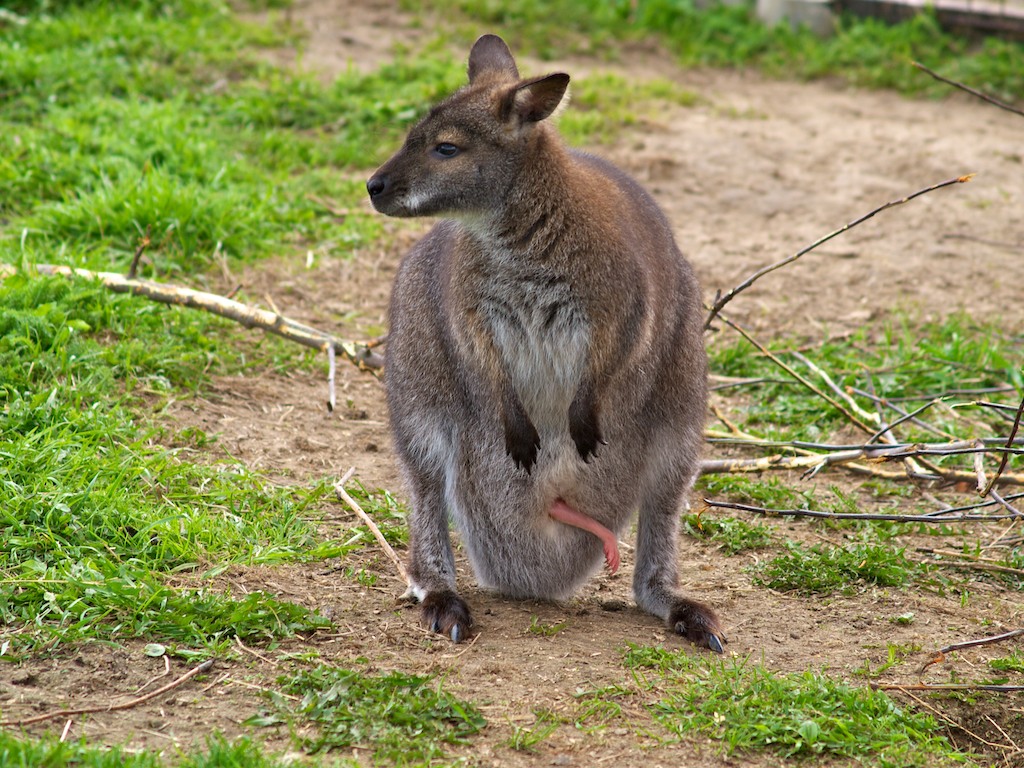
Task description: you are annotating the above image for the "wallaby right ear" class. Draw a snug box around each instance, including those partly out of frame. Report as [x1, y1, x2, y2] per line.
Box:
[507, 73, 571, 124]
[468, 34, 520, 82]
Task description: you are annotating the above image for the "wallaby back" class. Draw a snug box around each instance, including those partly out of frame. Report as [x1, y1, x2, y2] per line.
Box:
[368, 34, 724, 652]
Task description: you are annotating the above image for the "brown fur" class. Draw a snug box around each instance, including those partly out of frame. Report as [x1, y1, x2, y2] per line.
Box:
[367, 34, 725, 651]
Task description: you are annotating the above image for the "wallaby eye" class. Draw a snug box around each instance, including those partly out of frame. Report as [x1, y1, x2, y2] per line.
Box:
[433, 142, 460, 158]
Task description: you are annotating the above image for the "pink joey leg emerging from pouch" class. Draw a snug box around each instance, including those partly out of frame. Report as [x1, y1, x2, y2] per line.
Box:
[549, 499, 620, 573]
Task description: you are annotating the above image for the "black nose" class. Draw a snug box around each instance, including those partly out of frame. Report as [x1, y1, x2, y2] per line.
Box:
[367, 175, 387, 198]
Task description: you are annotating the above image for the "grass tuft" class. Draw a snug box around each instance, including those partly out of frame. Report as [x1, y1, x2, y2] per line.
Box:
[682, 513, 773, 554]
[752, 541, 920, 594]
[248, 665, 486, 762]
[624, 645, 971, 766]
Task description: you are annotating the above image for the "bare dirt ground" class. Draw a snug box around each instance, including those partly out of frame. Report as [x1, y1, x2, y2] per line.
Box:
[5, 0, 1023, 765]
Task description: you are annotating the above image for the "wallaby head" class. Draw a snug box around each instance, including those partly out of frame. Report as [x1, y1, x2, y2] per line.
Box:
[366, 34, 570, 220]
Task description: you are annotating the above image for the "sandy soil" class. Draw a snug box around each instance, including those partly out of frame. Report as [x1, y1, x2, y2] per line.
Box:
[4, 1, 1022, 765]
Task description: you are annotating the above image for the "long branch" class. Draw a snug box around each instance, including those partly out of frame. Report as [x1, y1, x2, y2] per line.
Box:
[912, 61, 1024, 118]
[0, 659, 214, 727]
[26, 264, 383, 375]
[702, 498, 1023, 523]
[704, 175, 973, 329]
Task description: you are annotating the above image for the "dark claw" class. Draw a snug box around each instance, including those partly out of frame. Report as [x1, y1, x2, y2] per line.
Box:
[421, 590, 474, 643]
[668, 597, 726, 653]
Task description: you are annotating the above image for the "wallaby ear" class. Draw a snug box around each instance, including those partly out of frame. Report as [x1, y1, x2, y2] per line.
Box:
[507, 73, 571, 124]
[468, 34, 519, 83]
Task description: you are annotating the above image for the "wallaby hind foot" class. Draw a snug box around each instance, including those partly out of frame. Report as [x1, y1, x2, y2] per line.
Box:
[669, 598, 727, 654]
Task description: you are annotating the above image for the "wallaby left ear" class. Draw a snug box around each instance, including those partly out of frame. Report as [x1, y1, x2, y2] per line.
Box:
[506, 73, 570, 124]
[468, 34, 519, 83]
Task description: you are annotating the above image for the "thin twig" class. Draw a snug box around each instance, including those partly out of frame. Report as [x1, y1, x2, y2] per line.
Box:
[792, 350, 879, 426]
[981, 391, 1024, 497]
[990, 490, 1023, 517]
[703, 498, 1023, 523]
[864, 399, 948, 444]
[892, 688, 1016, 753]
[922, 557, 1024, 579]
[936, 627, 1024, 656]
[872, 682, 1024, 693]
[700, 435, 1024, 485]
[849, 387, 959, 440]
[127, 224, 151, 279]
[0, 659, 214, 727]
[704, 174, 973, 328]
[132, 654, 171, 696]
[716, 314, 877, 434]
[912, 61, 1024, 118]
[334, 468, 409, 586]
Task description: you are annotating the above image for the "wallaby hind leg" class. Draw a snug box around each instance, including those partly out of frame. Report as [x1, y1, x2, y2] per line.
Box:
[633, 484, 725, 653]
[403, 473, 473, 643]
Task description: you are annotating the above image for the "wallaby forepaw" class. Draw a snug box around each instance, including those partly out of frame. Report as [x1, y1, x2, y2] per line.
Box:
[421, 590, 474, 643]
[505, 420, 540, 473]
[667, 598, 727, 654]
[569, 418, 603, 463]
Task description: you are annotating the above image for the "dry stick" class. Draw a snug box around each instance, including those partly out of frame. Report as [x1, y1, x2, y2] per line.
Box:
[925, 558, 1024, 579]
[700, 437, 1024, 485]
[703, 174, 974, 329]
[852, 386, 959, 440]
[990, 490, 1023, 517]
[700, 451, 897, 478]
[334, 467, 409, 586]
[0, 659, 214, 727]
[716, 314, 877, 435]
[327, 343, 337, 412]
[864, 399, 949, 444]
[127, 225, 151, 279]
[899, 689, 1013, 754]
[935, 627, 1024, 657]
[981, 391, 1024, 497]
[706, 435, 1024, 453]
[703, 497, 1024, 523]
[873, 682, 1024, 693]
[26, 264, 383, 375]
[912, 61, 1024, 119]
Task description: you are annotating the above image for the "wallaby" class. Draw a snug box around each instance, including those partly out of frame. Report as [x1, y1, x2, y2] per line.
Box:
[367, 34, 725, 652]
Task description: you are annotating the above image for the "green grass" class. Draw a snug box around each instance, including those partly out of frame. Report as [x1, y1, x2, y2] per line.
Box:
[751, 540, 921, 594]
[0, 2, 467, 273]
[707, 315, 1023, 444]
[0, 732, 298, 768]
[698, 473, 817, 508]
[558, 72, 703, 144]
[682, 512, 773, 554]
[431, 0, 1024, 102]
[624, 645, 972, 766]
[0, 273, 349, 655]
[505, 710, 560, 752]
[3, 0, 1021, 766]
[988, 650, 1024, 674]
[247, 665, 485, 763]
